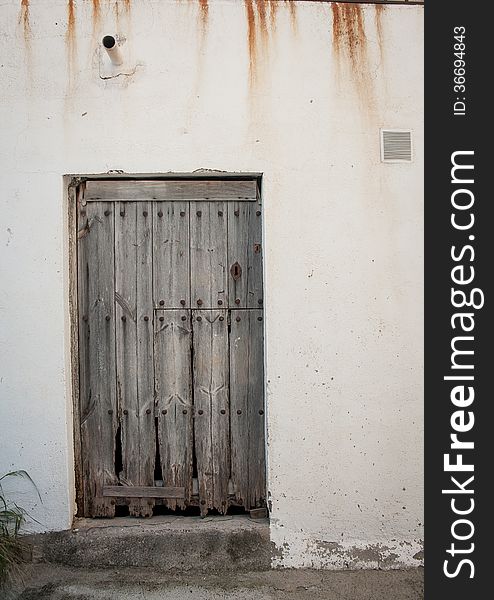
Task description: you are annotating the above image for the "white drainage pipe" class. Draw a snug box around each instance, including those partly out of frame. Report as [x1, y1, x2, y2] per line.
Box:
[102, 35, 123, 67]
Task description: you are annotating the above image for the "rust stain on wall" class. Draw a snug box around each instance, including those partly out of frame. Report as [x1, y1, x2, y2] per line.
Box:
[92, 0, 101, 29]
[18, 0, 32, 79]
[197, 0, 210, 69]
[114, 0, 120, 24]
[111, 0, 131, 29]
[269, 0, 279, 30]
[256, 0, 269, 44]
[244, 1, 291, 88]
[374, 3, 385, 62]
[19, 0, 31, 41]
[66, 0, 76, 46]
[286, 1, 298, 34]
[332, 3, 367, 71]
[245, 0, 257, 85]
[331, 2, 374, 110]
[198, 0, 209, 31]
[66, 0, 77, 84]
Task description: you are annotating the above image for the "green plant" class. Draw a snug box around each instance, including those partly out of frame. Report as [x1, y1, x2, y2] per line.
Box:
[0, 471, 39, 586]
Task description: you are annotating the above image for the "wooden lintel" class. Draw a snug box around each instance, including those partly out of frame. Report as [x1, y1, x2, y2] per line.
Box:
[85, 180, 257, 202]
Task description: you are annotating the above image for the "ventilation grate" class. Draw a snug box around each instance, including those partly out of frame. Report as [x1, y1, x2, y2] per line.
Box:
[380, 129, 413, 163]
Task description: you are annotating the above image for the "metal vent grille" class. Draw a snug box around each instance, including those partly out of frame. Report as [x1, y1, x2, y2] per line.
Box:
[380, 129, 413, 163]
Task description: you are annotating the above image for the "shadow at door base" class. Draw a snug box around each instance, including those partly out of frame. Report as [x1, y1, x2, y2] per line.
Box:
[114, 503, 250, 518]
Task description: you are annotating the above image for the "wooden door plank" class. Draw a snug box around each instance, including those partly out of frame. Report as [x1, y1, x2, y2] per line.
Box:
[114, 202, 142, 516]
[228, 202, 263, 308]
[136, 202, 156, 515]
[192, 309, 230, 515]
[246, 309, 266, 508]
[78, 201, 117, 517]
[85, 179, 257, 202]
[115, 203, 156, 516]
[230, 309, 266, 509]
[154, 310, 193, 510]
[153, 202, 190, 308]
[190, 202, 228, 309]
[229, 310, 249, 508]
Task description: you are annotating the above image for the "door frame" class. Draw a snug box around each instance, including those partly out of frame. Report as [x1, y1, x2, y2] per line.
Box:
[67, 173, 266, 516]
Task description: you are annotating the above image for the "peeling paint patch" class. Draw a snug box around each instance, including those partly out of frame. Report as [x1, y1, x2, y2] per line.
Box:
[314, 540, 381, 568]
[380, 551, 401, 569]
[271, 527, 424, 570]
[271, 539, 289, 561]
[413, 549, 424, 561]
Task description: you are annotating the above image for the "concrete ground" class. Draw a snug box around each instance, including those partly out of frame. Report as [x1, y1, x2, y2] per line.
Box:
[6, 517, 423, 599]
[10, 565, 424, 600]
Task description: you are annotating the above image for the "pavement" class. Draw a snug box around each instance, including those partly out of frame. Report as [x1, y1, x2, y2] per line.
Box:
[9, 565, 424, 600]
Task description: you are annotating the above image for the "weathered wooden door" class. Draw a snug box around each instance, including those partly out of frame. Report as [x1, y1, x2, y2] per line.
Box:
[76, 179, 265, 517]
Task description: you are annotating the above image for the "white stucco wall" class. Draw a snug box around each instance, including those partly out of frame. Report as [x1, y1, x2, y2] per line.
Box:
[0, 0, 423, 568]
